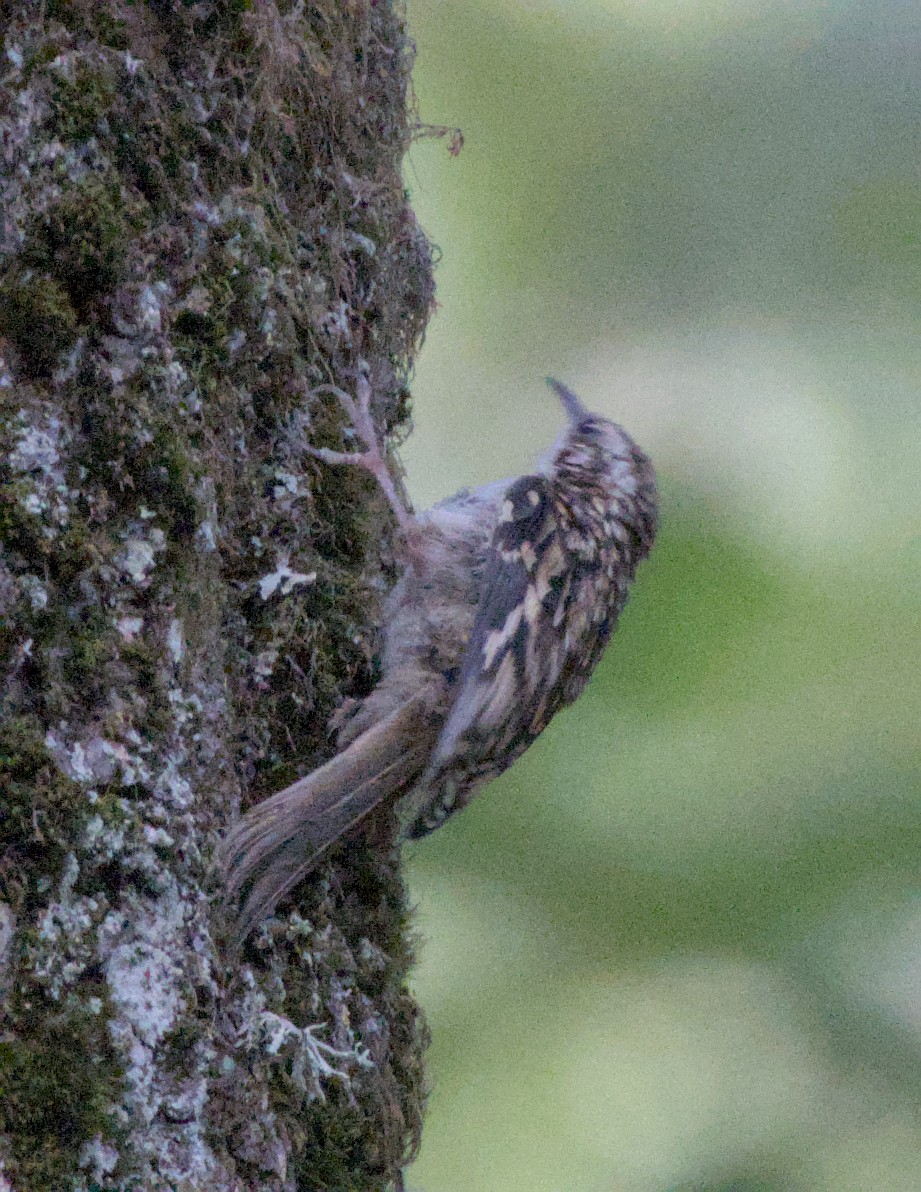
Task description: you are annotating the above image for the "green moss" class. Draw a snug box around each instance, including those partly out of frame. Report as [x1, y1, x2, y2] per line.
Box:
[42, 1, 129, 48]
[173, 239, 263, 366]
[28, 39, 66, 74]
[90, 9, 130, 51]
[0, 268, 78, 377]
[0, 716, 78, 868]
[201, 0, 255, 34]
[76, 393, 200, 542]
[173, 307, 217, 342]
[0, 1008, 122, 1189]
[49, 58, 118, 142]
[51, 520, 101, 588]
[43, 0, 77, 27]
[0, 716, 51, 833]
[0, 477, 47, 567]
[0, 714, 48, 770]
[6, 584, 120, 727]
[283, 993, 425, 1190]
[24, 174, 140, 305]
[117, 638, 171, 736]
[61, 606, 112, 696]
[137, 427, 200, 543]
[110, 110, 185, 205]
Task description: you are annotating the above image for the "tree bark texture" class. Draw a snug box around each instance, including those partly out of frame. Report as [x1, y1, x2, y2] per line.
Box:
[0, 2, 435, 1188]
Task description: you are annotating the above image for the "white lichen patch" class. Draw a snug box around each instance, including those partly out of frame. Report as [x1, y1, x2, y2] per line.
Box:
[179, 284, 211, 316]
[116, 614, 145, 641]
[162, 359, 193, 405]
[138, 282, 171, 334]
[100, 893, 192, 1110]
[196, 518, 217, 551]
[254, 1011, 366, 1102]
[46, 48, 77, 77]
[226, 327, 246, 355]
[78, 1136, 119, 1181]
[165, 1073, 210, 1126]
[348, 232, 377, 257]
[167, 618, 185, 665]
[116, 527, 166, 585]
[54, 335, 86, 384]
[19, 572, 48, 609]
[32, 853, 103, 999]
[93, 880, 224, 1186]
[46, 731, 154, 817]
[106, 934, 186, 1049]
[82, 812, 127, 862]
[10, 409, 74, 530]
[252, 646, 279, 683]
[98, 334, 141, 386]
[260, 305, 278, 341]
[272, 469, 302, 501]
[0, 902, 16, 1001]
[153, 754, 194, 810]
[258, 553, 317, 600]
[45, 732, 120, 786]
[122, 49, 143, 78]
[142, 824, 175, 849]
[167, 686, 204, 731]
[320, 298, 351, 344]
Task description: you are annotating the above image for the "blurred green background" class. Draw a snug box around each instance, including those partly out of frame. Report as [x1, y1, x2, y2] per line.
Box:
[398, 1, 921, 1188]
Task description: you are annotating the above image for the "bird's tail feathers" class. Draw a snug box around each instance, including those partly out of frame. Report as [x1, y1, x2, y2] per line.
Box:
[219, 695, 434, 944]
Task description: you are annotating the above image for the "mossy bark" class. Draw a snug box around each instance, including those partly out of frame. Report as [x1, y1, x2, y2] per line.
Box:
[0, 2, 434, 1188]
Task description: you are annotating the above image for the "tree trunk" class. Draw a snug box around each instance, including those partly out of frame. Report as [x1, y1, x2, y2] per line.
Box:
[0, 2, 434, 1187]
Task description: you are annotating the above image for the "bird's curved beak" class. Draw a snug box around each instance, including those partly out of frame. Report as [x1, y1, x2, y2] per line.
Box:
[546, 377, 589, 425]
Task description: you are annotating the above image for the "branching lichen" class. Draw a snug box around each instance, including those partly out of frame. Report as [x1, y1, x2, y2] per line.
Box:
[0, 0, 435, 1187]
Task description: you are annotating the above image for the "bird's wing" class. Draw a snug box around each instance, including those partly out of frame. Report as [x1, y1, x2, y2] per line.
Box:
[415, 473, 589, 831]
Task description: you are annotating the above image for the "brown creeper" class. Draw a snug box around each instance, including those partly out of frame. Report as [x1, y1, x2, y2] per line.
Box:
[220, 378, 657, 942]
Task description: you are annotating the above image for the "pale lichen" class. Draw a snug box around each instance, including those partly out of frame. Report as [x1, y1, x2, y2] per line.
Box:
[9, 409, 73, 530]
[258, 554, 318, 601]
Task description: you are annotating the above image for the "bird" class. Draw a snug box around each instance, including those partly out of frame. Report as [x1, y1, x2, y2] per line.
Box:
[219, 374, 658, 943]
